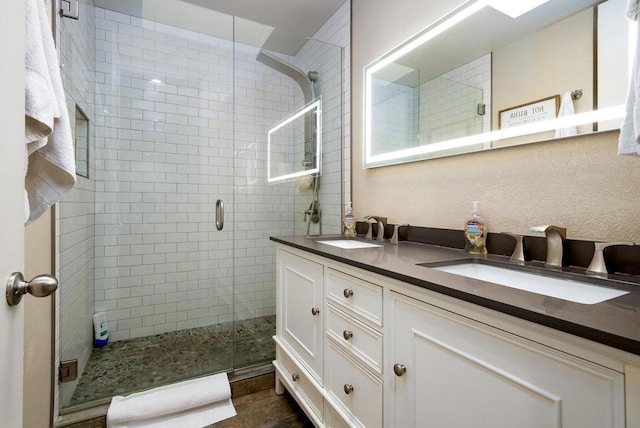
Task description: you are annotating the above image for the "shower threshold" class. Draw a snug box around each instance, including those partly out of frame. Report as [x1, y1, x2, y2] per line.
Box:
[63, 315, 275, 411]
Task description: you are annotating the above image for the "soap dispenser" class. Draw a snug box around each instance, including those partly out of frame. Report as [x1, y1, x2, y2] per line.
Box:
[343, 202, 356, 237]
[464, 201, 487, 255]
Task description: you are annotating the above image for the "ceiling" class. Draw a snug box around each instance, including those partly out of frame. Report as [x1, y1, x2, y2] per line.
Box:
[93, 0, 347, 55]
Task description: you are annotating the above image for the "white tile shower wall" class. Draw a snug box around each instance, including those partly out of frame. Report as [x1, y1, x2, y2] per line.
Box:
[292, 39, 343, 236]
[313, 0, 351, 214]
[233, 43, 296, 320]
[93, 8, 301, 336]
[292, 1, 350, 234]
[56, 0, 96, 408]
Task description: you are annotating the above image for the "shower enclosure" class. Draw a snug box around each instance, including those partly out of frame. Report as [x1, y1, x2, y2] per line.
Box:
[55, 0, 346, 413]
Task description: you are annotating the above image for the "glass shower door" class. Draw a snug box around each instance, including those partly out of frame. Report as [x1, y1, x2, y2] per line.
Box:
[57, 4, 239, 410]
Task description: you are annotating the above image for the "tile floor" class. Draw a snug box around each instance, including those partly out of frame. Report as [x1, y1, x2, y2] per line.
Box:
[67, 315, 276, 408]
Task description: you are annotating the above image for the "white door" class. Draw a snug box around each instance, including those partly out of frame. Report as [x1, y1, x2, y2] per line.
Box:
[0, 1, 26, 427]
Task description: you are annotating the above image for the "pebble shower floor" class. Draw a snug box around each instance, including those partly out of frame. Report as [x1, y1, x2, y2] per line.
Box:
[68, 315, 276, 407]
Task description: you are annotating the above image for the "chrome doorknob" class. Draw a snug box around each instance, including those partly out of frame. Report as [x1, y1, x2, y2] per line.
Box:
[343, 288, 353, 298]
[311, 307, 320, 316]
[343, 384, 354, 394]
[6, 272, 58, 306]
[393, 363, 407, 377]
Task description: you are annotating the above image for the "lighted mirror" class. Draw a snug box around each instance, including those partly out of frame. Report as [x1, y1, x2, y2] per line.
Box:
[364, 0, 630, 168]
[74, 104, 89, 178]
[268, 98, 322, 183]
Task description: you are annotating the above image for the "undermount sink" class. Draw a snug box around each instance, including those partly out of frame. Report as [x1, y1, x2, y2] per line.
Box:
[423, 260, 629, 304]
[317, 239, 382, 249]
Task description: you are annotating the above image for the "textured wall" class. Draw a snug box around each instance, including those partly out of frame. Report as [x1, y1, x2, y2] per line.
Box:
[352, 0, 640, 243]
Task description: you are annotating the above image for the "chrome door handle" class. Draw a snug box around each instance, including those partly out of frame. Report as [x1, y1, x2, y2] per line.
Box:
[6, 272, 58, 306]
[311, 307, 320, 316]
[215, 199, 224, 231]
[393, 363, 407, 377]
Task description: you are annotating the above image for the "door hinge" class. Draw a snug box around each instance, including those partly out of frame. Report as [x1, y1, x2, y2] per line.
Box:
[59, 360, 78, 383]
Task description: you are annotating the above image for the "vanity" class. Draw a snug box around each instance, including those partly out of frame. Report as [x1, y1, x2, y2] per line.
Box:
[271, 235, 640, 427]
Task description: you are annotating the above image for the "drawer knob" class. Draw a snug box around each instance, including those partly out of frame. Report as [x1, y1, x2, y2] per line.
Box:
[343, 384, 354, 395]
[292, 373, 300, 382]
[343, 288, 354, 298]
[393, 363, 407, 377]
[311, 307, 320, 316]
[343, 330, 353, 340]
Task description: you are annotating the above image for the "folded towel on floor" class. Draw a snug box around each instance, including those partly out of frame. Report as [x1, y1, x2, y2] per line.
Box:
[24, 0, 76, 224]
[106, 373, 236, 428]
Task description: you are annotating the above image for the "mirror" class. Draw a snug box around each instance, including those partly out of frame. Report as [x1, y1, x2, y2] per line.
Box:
[364, 0, 631, 168]
[268, 98, 322, 183]
[74, 104, 89, 178]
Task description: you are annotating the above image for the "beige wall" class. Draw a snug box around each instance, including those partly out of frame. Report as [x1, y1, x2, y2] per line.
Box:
[24, 209, 53, 428]
[352, 0, 640, 242]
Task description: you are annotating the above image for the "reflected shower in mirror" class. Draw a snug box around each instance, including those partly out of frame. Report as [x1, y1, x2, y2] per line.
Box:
[364, 0, 630, 168]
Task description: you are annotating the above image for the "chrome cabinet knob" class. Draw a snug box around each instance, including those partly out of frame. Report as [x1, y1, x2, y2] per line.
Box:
[343, 330, 353, 340]
[343, 288, 353, 298]
[343, 384, 354, 395]
[393, 363, 407, 377]
[292, 373, 299, 382]
[311, 307, 320, 316]
[6, 272, 58, 307]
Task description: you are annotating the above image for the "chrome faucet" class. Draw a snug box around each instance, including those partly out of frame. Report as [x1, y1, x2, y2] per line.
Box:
[365, 217, 378, 240]
[586, 241, 634, 275]
[391, 224, 409, 245]
[503, 232, 525, 262]
[543, 226, 566, 268]
[376, 218, 386, 242]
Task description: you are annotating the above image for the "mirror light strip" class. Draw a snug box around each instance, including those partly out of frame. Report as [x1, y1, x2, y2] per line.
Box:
[367, 106, 625, 164]
[268, 98, 322, 183]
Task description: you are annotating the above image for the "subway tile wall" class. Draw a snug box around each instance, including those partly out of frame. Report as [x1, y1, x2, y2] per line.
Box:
[91, 5, 348, 339]
[56, 0, 97, 409]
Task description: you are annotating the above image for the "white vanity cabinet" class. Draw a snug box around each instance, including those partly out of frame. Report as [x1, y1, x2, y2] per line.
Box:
[276, 250, 324, 382]
[388, 292, 625, 428]
[274, 245, 636, 428]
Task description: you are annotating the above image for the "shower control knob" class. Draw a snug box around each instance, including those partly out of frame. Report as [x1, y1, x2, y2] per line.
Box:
[343, 330, 353, 340]
[343, 384, 354, 395]
[292, 374, 299, 382]
[311, 307, 320, 316]
[343, 288, 353, 299]
[6, 272, 58, 307]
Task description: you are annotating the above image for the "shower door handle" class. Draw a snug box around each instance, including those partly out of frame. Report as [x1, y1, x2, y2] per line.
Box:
[216, 199, 224, 231]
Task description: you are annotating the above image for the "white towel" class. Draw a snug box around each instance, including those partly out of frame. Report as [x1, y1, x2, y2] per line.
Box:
[106, 373, 236, 428]
[619, 0, 640, 155]
[554, 92, 578, 138]
[24, 0, 76, 224]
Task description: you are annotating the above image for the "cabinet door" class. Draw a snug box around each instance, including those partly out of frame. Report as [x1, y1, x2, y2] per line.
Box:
[388, 292, 624, 428]
[278, 250, 324, 382]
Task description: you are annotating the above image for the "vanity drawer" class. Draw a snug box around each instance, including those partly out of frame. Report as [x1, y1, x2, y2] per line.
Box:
[275, 344, 323, 422]
[326, 338, 383, 428]
[326, 268, 383, 327]
[327, 304, 383, 374]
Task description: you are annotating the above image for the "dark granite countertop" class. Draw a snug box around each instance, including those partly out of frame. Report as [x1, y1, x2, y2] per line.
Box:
[271, 235, 640, 356]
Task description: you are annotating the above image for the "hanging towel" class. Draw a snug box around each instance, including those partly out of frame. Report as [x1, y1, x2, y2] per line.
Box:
[619, 0, 640, 155]
[106, 373, 236, 428]
[554, 91, 578, 138]
[24, 0, 76, 224]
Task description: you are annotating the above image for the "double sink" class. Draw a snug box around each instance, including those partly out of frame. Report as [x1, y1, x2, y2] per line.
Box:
[316, 239, 629, 305]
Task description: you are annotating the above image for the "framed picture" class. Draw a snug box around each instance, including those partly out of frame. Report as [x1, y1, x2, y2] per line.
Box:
[498, 95, 560, 129]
